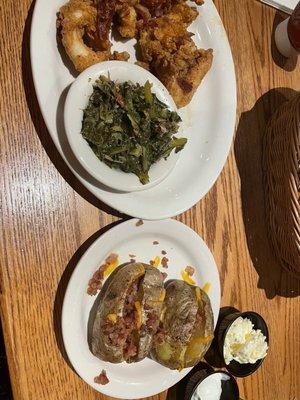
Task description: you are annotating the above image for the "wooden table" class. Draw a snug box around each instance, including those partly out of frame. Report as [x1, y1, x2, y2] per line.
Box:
[1, 0, 299, 399]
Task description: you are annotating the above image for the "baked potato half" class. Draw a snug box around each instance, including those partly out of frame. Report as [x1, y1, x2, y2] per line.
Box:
[90, 262, 165, 363]
[151, 280, 214, 369]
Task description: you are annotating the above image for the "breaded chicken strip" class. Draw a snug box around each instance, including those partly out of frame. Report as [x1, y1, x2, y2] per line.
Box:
[138, 2, 213, 107]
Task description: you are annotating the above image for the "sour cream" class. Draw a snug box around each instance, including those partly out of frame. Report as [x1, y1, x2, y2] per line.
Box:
[191, 373, 230, 400]
[224, 317, 268, 365]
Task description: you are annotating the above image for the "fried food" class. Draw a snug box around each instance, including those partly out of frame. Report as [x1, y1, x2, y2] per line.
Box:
[58, 0, 129, 72]
[151, 280, 214, 369]
[138, 2, 213, 107]
[95, 0, 117, 50]
[90, 263, 165, 363]
[115, 4, 137, 38]
[58, 0, 212, 106]
[58, 0, 110, 72]
[139, 0, 175, 17]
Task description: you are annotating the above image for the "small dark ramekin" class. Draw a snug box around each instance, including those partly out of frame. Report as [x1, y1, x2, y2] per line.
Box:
[217, 310, 269, 377]
[184, 366, 239, 400]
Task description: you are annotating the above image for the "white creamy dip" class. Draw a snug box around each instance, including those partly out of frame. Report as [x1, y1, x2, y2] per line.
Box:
[224, 316, 268, 365]
[191, 373, 230, 400]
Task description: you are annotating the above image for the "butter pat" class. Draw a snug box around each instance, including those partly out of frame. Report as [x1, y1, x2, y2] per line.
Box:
[224, 317, 268, 365]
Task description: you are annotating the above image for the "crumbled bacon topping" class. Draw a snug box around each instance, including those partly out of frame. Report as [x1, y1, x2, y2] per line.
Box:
[161, 257, 169, 268]
[94, 369, 109, 385]
[185, 266, 195, 276]
[105, 253, 118, 264]
[161, 250, 167, 255]
[102, 282, 139, 360]
[135, 219, 144, 226]
[153, 240, 159, 245]
[87, 253, 119, 295]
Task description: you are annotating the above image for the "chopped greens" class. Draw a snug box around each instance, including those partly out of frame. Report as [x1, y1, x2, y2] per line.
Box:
[81, 75, 187, 184]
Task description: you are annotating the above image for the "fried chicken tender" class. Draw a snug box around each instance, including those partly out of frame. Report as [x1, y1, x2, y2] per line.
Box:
[138, 2, 213, 107]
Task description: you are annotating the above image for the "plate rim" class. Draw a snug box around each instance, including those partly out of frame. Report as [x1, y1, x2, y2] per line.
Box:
[30, 0, 237, 220]
[61, 218, 221, 398]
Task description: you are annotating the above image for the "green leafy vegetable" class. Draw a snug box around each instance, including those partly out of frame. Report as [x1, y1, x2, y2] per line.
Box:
[81, 75, 187, 184]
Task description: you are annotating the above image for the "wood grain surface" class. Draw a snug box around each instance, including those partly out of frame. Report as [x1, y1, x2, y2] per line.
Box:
[0, 0, 299, 399]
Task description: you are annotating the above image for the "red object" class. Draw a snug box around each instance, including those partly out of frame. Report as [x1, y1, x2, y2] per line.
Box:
[94, 370, 109, 385]
[287, 1, 300, 51]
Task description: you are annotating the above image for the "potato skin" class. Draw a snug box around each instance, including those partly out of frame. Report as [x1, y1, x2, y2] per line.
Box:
[91, 263, 145, 363]
[151, 280, 214, 369]
[90, 263, 164, 363]
[136, 266, 164, 361]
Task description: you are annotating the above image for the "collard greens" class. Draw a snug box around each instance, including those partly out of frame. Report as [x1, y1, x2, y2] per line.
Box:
[81, 76, 187, 184]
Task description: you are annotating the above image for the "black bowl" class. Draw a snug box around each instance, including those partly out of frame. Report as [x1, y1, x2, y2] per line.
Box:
[217, 311, 269, 377]
[184, 367, 239, 400]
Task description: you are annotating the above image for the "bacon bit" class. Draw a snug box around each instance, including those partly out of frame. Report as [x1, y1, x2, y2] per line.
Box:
[161, 250, 167, 255]
[91, 270, 100, 280]
[103, 254, 119, 278]
[185, 266, 195, 276]
[87, 286, 97, 296]
[123, 340, 138, 359]
[135, 219, 144, 227]
[153, 240, 159, 245]
[87, 253, 119, 295]
[130, 259, 136, 263]
[129, 254, 136, 258]
[162, 272, 168, 281]
[105, 253, 118, 265]
[94, 370, 109, 385]
[161, 257, 169, 268]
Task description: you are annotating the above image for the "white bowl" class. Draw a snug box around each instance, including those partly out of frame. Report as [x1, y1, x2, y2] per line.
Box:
[64, 61, 182, 192]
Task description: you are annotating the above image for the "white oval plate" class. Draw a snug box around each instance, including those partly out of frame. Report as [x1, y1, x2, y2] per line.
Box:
[65, 61, 181, 192]
[62, 218, 220, 399]
[30, 0, 236, 219]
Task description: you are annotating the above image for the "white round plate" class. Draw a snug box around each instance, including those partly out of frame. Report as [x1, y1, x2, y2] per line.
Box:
[30, 0, 236, 219]
[65, 61, 181, 192]
[62, 218, 221, 399]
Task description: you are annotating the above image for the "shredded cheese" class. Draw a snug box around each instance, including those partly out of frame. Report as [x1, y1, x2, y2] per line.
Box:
[135, 301, 142, 329]
[195, 287, 202, 301]
[202, 282, 211, 294]
[181, 270, 196, 285]
[103, 257, 119, 278]
[107, 314, 117, 323]
[159, 289, 166, 302]
[152, 256, 160, 268]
